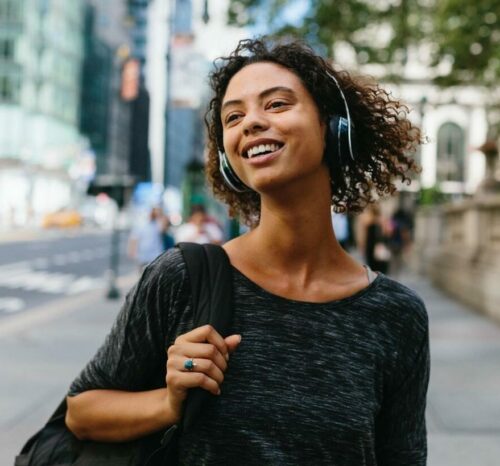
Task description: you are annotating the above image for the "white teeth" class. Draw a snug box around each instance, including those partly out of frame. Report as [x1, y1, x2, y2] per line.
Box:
[247, 143, 280, 158]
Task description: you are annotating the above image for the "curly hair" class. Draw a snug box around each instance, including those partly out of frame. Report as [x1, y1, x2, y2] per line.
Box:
[205, 38, 421, 227]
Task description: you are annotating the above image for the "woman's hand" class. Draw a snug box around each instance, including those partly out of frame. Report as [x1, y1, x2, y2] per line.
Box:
[165, 325, 241, 421]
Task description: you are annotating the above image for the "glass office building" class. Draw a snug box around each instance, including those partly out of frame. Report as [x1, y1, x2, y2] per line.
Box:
[0, 0, 86, 227]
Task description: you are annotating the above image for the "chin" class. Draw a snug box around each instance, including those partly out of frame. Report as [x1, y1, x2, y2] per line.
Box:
[251, 173, 296, 194]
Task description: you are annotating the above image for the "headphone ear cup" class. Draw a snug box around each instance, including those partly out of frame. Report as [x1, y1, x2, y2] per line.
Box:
[329, 116, 355, 164]
[328, 115, 347, 163]
[218, 151, 251, 193]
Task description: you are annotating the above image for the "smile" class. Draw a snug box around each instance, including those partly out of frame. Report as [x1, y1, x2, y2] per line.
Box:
[244, 143, 283, 159]
[243, 144, 284, 166]
[241, 139, 284, 159]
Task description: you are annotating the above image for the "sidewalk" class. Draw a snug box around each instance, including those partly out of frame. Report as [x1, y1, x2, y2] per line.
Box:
[0, 273, 138, 464]
[399, 272, 500, 466]
[1, 269, 499, 464]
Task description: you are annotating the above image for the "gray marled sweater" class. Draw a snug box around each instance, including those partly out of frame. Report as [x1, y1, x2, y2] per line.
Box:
[69, 248, 430, 466]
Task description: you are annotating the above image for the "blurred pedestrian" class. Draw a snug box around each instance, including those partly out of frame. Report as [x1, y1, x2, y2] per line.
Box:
[160, 214, 176, 251]
[66, 38, 429, 465]
[175, 204, 224, 244]
[389, 207, 414, 277]
[127, 206, 165, 271]
[361, 203, 392, 274]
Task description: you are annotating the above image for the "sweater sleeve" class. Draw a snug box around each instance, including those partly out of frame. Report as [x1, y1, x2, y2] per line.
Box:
[68, 248, 187, 395]
[375, 297, 430, 466]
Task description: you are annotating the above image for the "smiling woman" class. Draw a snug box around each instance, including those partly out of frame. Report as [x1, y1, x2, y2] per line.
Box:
[205, 38, 421, 226]
[61, 37, 429, 466]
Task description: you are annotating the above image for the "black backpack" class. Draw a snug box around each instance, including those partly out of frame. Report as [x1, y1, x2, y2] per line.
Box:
[15, 243, 234, 466]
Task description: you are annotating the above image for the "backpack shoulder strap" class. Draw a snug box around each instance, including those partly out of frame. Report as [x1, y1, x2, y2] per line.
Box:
[177, 242, 209, 327]
[200, 243, 234, 336]
[176, 242, 234, 336]
[175, 242, 234, 432]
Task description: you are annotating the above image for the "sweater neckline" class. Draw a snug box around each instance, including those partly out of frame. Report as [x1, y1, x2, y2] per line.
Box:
[230, 265, 384, 307]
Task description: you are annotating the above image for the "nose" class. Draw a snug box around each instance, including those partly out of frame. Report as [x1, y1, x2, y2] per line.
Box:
[242, 109, 269, 136]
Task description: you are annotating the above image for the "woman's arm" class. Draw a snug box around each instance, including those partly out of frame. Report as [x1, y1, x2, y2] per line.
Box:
[66, 388, 175, 442]
[66, 326, 241, 442]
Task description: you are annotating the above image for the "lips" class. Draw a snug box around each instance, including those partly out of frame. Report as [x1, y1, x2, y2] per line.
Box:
[243, 144, 284, 166]
[241, 139, 284, 159]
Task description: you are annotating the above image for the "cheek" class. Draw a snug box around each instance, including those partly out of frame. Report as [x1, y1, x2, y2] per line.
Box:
[222, 130, 239, 159]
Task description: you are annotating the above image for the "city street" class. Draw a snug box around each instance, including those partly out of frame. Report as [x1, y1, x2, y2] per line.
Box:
[1, 245, 499, 464]
[0, 229, 136, 317]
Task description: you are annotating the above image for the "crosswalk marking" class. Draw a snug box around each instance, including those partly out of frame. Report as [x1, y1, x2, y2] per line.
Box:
[0, 262, 104, 296]
[0, 297, 25, 313]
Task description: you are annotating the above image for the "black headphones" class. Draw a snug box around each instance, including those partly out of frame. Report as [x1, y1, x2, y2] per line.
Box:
[218, 70, 357, 193]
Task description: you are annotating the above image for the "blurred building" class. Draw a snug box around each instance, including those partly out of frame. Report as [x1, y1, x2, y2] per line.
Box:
[159, 0, 246, 214]
[125, 0, 151, 183]
[0, 0, 86, 227]
[79, 0, 139, 180]
[79, 4, 113, 175]
[77, 0, 154, 208]
[163, 0, 206, 190]
[336, 44, 488, 202]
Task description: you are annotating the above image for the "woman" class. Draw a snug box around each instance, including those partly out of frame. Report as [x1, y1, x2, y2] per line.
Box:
[66, 38, 429, 465]
[362, 204, 392, 274]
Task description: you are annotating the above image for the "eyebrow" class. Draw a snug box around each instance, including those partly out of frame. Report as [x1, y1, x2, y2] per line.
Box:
[221, 86, 296, 113]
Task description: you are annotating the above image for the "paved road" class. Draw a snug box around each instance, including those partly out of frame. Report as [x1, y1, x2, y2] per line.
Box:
[1, 264, 499, 465]
[0, 229, 135, 317]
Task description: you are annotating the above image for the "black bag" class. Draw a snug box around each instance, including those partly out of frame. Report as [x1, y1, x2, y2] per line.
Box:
[15, 243, 234, 466]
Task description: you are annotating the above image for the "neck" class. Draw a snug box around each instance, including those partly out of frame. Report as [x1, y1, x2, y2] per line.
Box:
[246, 169, 346, 277]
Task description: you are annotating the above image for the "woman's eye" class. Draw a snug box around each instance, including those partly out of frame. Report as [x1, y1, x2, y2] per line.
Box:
[268, 101, 287, 109]
[226, 114, 241, 123]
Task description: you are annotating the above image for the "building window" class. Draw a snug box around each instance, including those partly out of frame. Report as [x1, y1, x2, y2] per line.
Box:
[0, 73, 20, 102]
[0, 0, 21, 21]
[0, 38, 14, 60]
[437, 122, 465, 182]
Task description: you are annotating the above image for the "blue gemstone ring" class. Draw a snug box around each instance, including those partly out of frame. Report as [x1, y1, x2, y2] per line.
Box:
[184, 358, 196, 371]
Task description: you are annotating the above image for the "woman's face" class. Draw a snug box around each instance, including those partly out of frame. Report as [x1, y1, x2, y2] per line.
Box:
[220, 61, 327, 193]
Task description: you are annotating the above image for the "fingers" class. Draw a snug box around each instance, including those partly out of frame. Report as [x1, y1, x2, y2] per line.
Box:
[167, 371, 221, 399]
[180, 357, 225, 385]
[176, 325, 230, 361]
[171, 342, 228, 372]
[166, 325, 243, 401]
[225, 334, 242, 353]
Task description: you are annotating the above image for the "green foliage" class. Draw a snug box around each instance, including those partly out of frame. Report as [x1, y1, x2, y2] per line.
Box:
[228, 0, 499, 87]
[418, 186, 445, 206]
[228, 0, 433, 68]
[431, 0, 500, 87]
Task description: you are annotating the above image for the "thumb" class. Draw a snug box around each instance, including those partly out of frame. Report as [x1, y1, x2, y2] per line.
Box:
[224, 334, 242, 353]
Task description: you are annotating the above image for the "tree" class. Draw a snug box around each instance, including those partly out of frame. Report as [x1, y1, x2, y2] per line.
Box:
[228, 0, 433, 80]
[431, 0, 500, 149]
[431, 0, 500, 87]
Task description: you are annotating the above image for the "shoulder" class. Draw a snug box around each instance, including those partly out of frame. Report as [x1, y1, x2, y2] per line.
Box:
[371, 275, 428, 338]
[138, 247, 188, 295]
